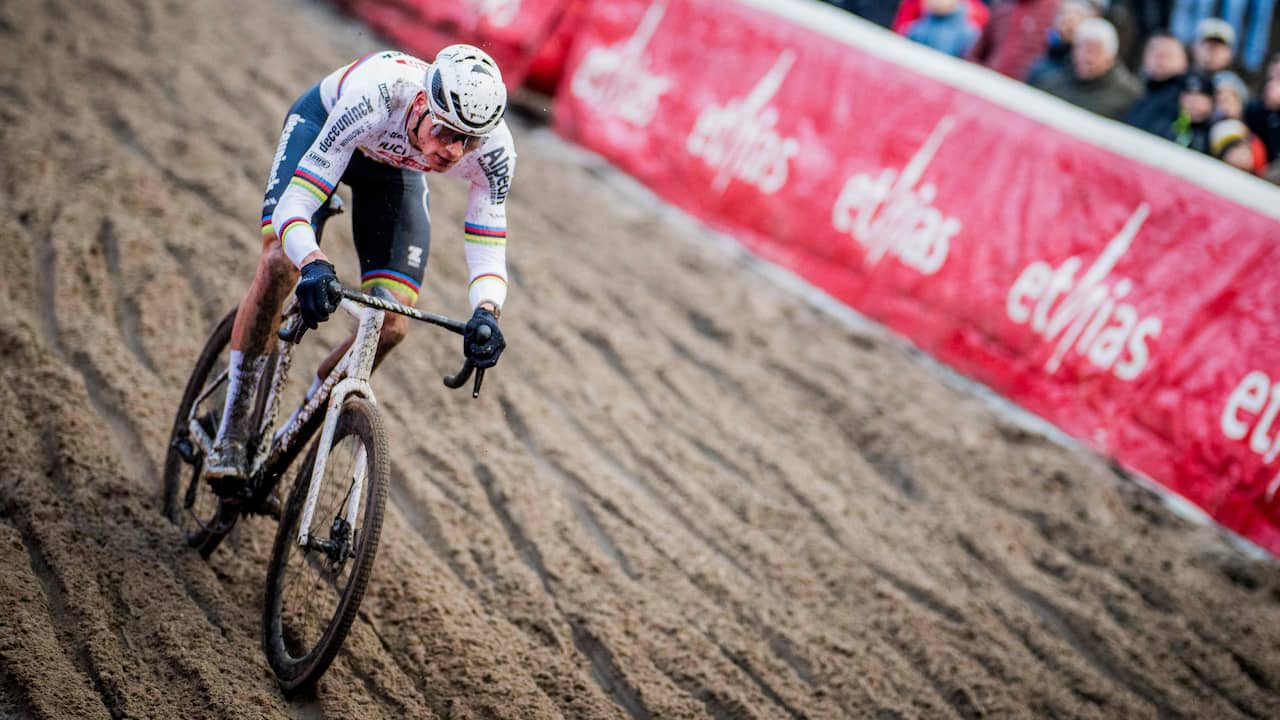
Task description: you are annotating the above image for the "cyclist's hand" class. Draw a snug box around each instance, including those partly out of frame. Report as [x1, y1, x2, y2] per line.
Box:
[297, 260, 341, 329]
[463, 306, 505, 369]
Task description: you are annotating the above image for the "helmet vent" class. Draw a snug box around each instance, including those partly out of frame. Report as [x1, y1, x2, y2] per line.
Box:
[430, 69, 449, 111]
[428, 43, 508, 136]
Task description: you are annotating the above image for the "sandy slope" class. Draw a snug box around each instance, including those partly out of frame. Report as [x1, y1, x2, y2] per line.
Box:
[0, 0, 1277, 718]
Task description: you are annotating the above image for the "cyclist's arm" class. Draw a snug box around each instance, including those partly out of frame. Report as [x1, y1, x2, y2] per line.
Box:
[446, 123, 517, 314]
[274, 94, 381, 268]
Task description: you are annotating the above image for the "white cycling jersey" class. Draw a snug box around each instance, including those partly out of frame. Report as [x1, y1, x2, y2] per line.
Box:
[274, 51, 514, 310]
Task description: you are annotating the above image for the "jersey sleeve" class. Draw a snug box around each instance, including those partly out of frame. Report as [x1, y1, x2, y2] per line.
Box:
[446, 122, 517, 310]
[275, 92, 383, 267]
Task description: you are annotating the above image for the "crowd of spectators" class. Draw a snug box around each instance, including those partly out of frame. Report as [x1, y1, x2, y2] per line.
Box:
[821, 0, 1280, 181]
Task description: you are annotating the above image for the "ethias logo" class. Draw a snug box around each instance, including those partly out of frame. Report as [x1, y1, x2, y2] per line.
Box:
[686, 50, 799, 195]
[570, 1, 671, 127]
[830, 117, 959, 275]
[1005, 204, 1162, 380]
[473, 0, 520, 26]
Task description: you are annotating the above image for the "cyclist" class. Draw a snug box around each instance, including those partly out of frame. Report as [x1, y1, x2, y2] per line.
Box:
[204, 44, 514, 490]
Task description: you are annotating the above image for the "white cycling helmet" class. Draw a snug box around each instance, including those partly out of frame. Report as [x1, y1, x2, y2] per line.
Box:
[426, 44, 507, 136]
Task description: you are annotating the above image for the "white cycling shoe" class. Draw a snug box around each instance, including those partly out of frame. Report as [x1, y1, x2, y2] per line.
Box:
[204, 436, 249, 496]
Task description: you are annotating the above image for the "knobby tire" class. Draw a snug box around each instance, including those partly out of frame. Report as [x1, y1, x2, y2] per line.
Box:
[261, 396, 389, 693]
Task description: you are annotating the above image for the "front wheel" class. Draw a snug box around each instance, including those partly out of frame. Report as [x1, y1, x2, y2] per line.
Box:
[261, 396, 389, 693]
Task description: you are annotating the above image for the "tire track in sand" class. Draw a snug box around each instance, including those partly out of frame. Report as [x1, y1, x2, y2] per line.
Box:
[473, 460, 653, 720]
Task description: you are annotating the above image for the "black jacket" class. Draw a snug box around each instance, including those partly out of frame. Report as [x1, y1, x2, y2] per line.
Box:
[820, 1, 900, 27]
[1244, 100, 1280, 163]
[1124, 74, 1186, 137]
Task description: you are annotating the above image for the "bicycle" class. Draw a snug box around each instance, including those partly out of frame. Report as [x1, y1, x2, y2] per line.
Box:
[161, 198, 491, 691]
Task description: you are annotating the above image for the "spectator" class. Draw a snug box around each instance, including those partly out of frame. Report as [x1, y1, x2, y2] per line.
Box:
[1168, 72, 1216, 152]
[1032, 18, 1143, 119]
[819, 1, 902, 28]
[1212, 71, 1270, 168]
[1171, 0, 1275, 72]
[904, 0, 982, 57]
[1210, 118, 1265, 174]
[893, 0, 989, 34]
[1191, 18, 1237, 73]
[1027, 1, 1106, 86]
[1244, 62, 1280, 162]
[1214, 70, 1249, 119]
[1124, 31, 1191, 135]
[970, 0, 1061, 80]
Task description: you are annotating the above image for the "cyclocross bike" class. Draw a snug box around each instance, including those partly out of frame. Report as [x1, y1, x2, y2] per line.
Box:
[161, 199, 489, 691]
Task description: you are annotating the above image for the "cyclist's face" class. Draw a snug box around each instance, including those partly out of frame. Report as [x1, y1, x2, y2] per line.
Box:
[411, 94, 481, 171]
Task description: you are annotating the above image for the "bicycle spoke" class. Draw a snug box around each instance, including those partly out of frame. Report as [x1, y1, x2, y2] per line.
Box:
[264, 395, 387, 689]
[278, 433, 371, 656]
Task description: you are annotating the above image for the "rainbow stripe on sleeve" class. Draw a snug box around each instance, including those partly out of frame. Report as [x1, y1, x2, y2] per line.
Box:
[278, 216, 311, 246]
[261, 214, 276, 240]
[464, 222, 507, 247]
[469, 273, 507, 291]
[290, 169, 334, 203]
[361, 269, 420, 303]
[336, 53, 376, 96]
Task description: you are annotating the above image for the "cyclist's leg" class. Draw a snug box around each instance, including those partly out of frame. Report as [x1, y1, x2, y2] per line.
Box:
[314, 155, 430, 381]
[208, 86, 332, 482]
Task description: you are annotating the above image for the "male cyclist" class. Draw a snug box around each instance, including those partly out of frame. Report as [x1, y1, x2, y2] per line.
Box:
[205, 44, 515, 489]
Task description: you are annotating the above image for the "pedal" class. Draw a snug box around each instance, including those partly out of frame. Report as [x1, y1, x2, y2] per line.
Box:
[259, 493, 283, 521]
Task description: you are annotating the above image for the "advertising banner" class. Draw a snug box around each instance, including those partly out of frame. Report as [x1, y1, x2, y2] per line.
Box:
[554, 0, 1280, 553]
[336, 0, 571, 88]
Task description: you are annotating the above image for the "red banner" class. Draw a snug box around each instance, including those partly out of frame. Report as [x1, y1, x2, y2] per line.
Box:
[554, 0, 1280, 553]
[335, 0, 571, 88]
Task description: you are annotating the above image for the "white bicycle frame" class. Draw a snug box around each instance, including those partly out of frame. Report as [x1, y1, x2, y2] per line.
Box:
[297, 297, 381, 547]
[248, 297, 385, 548]
[184, 281, 473, 546]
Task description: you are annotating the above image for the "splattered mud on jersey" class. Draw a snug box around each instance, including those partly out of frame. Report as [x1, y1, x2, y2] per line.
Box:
[271, 51, 516, 310]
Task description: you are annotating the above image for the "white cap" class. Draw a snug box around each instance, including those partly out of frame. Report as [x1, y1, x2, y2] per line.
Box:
[1197, 18, 1237, 48]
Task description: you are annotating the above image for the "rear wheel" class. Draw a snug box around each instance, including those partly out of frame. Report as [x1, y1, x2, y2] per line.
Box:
[162, 308, 239, 557]
[262, 396, 389, 692]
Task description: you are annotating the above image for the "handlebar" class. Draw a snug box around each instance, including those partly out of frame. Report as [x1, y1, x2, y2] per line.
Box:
[441, 324, 490, 398]
[276, 284, 487, 398]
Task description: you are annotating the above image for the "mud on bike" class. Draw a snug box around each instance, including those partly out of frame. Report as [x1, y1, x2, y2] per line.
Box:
[161, 199, 490, 691]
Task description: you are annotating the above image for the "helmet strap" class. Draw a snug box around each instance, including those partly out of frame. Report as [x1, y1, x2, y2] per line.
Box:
[409, 95, 430, 150]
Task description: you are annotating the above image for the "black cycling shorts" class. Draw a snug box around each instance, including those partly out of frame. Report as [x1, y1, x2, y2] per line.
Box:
[261, 84, 430, 303]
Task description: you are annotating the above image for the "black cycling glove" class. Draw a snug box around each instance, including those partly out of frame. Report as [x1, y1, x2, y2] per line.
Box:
[463, 306, 505, 369]
[297, 260, 341, 329]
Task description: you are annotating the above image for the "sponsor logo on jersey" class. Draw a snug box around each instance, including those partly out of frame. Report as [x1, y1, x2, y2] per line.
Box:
[569, 1, 671, 127]
[378, 141, 408, 156]
[479, 147, 511, 204]
[393, 54, 430, 71]
[317, 96, 375, 153]
[407, 245, 424, 269]
[304, 150, 331, 169]
[686, 51, 799, 195]
[831, 117, 959, 276]
[265, 114, 304, 194]
[1005, 204, 1161, 380]
[378, 83, 392, 113]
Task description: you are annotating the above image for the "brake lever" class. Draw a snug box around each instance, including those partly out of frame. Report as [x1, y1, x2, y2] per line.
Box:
[443, 357, 476, 393]
[278, 313, 309, 344]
